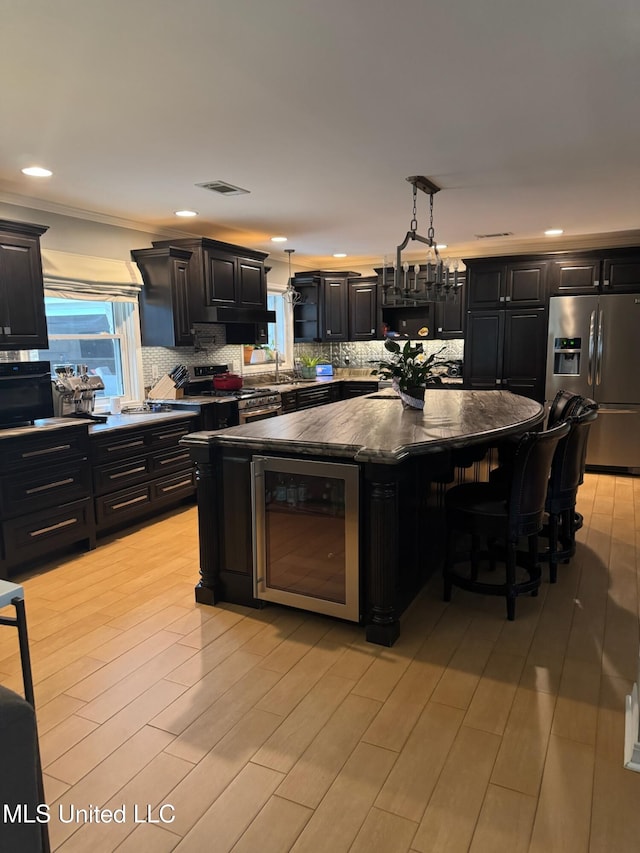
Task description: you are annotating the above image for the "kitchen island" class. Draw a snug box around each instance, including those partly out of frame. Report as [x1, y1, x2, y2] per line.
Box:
[182, 389, 544, 645]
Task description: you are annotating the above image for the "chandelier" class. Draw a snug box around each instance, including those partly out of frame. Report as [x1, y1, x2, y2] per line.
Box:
[380, 176, 462, 306]
[282, 248, 301, 306]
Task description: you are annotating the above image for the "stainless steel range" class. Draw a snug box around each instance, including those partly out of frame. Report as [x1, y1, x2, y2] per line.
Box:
[236, 389, 282, 423]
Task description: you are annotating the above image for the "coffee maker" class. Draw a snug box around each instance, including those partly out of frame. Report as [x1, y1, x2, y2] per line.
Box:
[51, 364, 107, 421]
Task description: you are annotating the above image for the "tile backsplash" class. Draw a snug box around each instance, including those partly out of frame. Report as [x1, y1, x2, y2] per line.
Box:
[293, 339, 464, 370]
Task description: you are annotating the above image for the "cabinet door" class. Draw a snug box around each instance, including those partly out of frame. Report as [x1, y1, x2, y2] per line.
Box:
[602, 255, 640, 292]
[502, 308, 547, 401]
[237, 258, 265, 306]
[349, 281, 377, 340]
[170, 254, 193, 345]
[464, 310, 504, 391]
[322, 278, 348, 341]
[204, 249, 237, 305]
[293, 282, 320, 342]
[549, 256, 601, 294]
[466, 263, 507, 310]
[435, 284, 465, 338]
[505, 261, 547, 307]
[0, 229, 48, 350]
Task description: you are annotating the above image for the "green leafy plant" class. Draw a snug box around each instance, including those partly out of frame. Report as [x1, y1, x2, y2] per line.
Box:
[371, 339, 448, 391]
[299, 355, 328, 367]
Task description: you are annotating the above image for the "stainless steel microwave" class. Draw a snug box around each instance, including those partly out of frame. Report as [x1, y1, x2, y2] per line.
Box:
[0, 361, 54, 427]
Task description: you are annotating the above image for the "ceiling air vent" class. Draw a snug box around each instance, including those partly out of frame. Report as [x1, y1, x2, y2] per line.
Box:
[196, 180, 250, 196]
[474, 232, 514, 239]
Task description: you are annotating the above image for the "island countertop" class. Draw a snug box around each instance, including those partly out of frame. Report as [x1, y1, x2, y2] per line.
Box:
[182, 388, 544, 464]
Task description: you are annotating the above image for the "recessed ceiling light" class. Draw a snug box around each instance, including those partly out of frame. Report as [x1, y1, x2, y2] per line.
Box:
[271, 236, 287, 243]
[436, 244, 448, 250]
[544, 228, 564, 236]
[21, 166, 52, 177]
[175, 210, 198, 217]
[333, 253, 347, 258]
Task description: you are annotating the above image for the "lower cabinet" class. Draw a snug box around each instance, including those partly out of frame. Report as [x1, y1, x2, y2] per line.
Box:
[465, 308, 547, 401]
[91, 417, 196, 532]
[341, 381, 378, 399]
[0, 425, 95, 578]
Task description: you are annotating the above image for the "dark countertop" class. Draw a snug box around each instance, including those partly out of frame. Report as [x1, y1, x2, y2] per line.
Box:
[0, 409, 200, 441]
[182, 388, 543, 464]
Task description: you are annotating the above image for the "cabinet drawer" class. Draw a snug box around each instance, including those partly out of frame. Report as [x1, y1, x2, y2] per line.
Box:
[296, 387, 333, 409]
[150, 469, 195, 502]
[1, 458, 91, 519]
[93, 455, 152, 496]
[149, 421, 192, 448]
[150, 445, 193, 476]
[341, 382, 377, 398]
[92, 430, 148, 463]
[2, 498, 94, 563]
[95, 484, 152, 527]
[2, 427, 89, 471]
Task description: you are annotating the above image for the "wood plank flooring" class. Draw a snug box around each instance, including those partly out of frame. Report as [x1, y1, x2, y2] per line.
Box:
[1, 471, 639, 852]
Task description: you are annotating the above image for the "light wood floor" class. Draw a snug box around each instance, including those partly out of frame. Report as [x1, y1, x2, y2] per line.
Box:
[1, 471, 639, 852]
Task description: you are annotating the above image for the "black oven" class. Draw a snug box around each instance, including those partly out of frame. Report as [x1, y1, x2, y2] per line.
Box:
[0, 361, 54, 427]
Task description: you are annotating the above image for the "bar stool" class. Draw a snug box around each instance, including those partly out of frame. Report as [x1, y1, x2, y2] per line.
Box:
[443, 420, 570, 620]
[0, 580, 50, 853]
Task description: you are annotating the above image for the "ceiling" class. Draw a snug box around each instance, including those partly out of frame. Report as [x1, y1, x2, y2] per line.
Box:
[2, 0, 640, 270]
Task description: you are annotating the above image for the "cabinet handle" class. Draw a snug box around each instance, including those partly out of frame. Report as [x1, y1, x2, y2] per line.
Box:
[26, 477, 75, 495]
[358, 288, 373, 293]
[159, 478, 192, 493]
[603, 279, 610, 288]
[159, 453, 190, 465]
[326, 329, 331, 334]
[107, 439, 145, 452]
[155, 430, 188, 440]
[3, 326, 11, 335]
[23, 443, 72, 458]
[504, 295, 511, 302]
[499, 296, 505, 302]
[370, 328, 375, 334]
[112, 494, 148, 510]
[329, 283, 341, 287]
[495, 379, 501, 385]
[437, 327, 443, 332]
[30, 517, 78, 537]
[594, 280, 600, 287]
[111, 465, 147, 479]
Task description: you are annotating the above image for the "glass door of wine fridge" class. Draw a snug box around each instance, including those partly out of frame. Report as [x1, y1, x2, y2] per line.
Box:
[251, 455, 359, 621]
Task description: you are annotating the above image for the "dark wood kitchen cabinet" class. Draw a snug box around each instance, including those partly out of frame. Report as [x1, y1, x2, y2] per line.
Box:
[465, 308, 547, 401]
[0, 424, 95, 577]
[549, 248, 640, 294]
[131, 246, 194, 346]
[466, 258, 547, 310]
[434, 279, 466, 339]
[91, 416, 197, 532]
[348, 276, 378, 341]
[292, 270, 363, 342]
[0, 219, 49, 350]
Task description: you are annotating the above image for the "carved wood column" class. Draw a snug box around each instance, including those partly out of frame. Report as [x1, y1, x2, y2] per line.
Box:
[364, 463, 401, 646]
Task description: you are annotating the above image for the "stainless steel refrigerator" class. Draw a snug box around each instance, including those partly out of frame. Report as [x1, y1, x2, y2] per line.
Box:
[546, 293, 640, 472]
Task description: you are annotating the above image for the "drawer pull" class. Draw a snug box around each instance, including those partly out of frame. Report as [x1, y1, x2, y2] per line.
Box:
[112, 494, 149, 510]
[160, 479, 192, 493]
[159, 453, 190, 465]
[155, 430, 188, 441]
[23, 443, 71, 458]
[107, 439, 145, 452]
[26, 477, 75, 495]
[110, 465, 147, 479]
[30, 517, 78, 537]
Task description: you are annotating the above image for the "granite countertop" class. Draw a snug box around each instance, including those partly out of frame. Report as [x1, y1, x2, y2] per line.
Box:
[87, 409, 199, 435]
[182, 388, 543, 464]
[0, 417, 93, 440]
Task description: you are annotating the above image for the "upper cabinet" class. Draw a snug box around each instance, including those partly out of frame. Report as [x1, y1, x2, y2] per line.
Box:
[132, 237, 270, 346]
[0, 219, 49, 351]
[549, 248, 640, 295]
[348, 276, 378, 341]
[292, 270, 366, 342]
[466, 258, 548, 310]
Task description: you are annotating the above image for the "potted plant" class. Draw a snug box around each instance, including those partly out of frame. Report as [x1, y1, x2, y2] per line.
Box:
[371, 339, 447, 409]
[299, 354, 327, 379]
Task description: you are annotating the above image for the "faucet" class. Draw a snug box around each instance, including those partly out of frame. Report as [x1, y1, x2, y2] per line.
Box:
[274, 348, 280, 384]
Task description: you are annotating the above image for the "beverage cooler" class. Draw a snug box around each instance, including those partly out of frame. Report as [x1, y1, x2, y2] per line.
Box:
[251, 456, 360, 621]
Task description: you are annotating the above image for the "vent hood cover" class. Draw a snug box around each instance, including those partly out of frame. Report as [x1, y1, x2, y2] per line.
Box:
[203, 306, 276, 324]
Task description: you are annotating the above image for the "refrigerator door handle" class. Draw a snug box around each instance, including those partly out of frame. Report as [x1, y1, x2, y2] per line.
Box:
[587, 310, 596, 386]
[596, 309, 604, 386]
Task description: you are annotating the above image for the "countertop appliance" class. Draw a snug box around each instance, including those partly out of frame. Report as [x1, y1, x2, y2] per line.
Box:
[0, 360, 54, 427]
[545, 293, 640, 471]
[51, 364, 106, 421]
[183, 364, 230, 396]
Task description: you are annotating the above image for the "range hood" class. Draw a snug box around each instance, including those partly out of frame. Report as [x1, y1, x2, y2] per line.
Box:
[204, 306, 276, 324]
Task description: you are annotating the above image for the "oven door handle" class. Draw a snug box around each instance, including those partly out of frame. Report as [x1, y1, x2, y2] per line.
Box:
[241, 405, 282, 421]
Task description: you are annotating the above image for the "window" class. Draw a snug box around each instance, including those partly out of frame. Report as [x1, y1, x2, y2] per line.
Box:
[33, 295, 143, 409]
[243, 286, 293, 373]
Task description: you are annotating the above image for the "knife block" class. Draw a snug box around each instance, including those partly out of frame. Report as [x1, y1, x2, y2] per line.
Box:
[148, 374, 184, 400]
